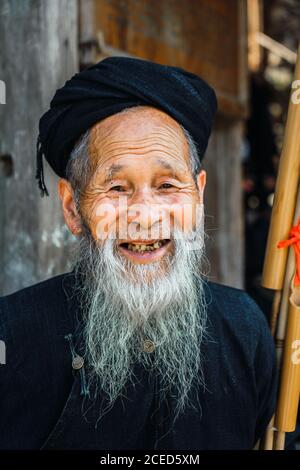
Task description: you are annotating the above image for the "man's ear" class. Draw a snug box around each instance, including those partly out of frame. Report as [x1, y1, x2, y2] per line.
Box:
[57, 178, 82, 235]
[196, 169, 206, 204]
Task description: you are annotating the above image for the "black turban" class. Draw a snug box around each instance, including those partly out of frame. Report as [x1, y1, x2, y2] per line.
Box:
[36, 56, 217, 196]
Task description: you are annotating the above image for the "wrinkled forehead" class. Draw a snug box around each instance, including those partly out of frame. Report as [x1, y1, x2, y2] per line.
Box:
[88, 106, 190, 171]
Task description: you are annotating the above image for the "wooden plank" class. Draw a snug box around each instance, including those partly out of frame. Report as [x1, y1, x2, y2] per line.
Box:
[0, 0, 78, 295]
[94, 0, 248, 117]
[203, 117, 244, 288]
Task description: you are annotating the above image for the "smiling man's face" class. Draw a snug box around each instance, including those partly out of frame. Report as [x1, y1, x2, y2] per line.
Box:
[73, 106, 206, 266]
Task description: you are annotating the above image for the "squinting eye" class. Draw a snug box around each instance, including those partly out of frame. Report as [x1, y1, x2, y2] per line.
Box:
[109, 185, 126, 192]
[159, 183, 174, 189]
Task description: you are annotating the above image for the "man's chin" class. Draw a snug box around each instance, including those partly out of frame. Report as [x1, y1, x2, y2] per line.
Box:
[116, 249, 174, 285]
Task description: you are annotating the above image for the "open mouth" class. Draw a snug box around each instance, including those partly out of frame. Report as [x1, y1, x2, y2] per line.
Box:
[118, 239, 170, 254]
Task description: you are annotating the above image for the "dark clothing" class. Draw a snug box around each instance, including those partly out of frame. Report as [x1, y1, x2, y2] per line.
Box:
[0, 270, 277, 450]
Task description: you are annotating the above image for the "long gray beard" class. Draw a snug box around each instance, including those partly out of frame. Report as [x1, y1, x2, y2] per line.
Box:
[71, 209, 210, 423]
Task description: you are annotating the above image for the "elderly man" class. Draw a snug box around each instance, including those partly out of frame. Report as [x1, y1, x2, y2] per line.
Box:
[0, 57, 277, 450]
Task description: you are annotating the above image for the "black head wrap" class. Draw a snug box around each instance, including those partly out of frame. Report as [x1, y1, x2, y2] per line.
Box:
[36, 56, 218, 196]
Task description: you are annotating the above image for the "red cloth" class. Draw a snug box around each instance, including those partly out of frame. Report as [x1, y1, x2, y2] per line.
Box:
[277, 217, 300, 287]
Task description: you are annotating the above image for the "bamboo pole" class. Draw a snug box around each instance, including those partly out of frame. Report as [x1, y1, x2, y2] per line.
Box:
[261, 248, 294, 449]
[262, 415, 276, 450]
[274, 431, 286, 450]
[261, 45, 300, 450]
[273, 189, 300, 448]
[270, 290, 282, 336]
[275, 290, 300, 432]
[261, 45, 300, 291]
[263, 188, 300, 450]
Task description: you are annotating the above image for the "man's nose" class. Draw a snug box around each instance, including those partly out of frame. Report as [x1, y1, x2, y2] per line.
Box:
[127, 188, 165, 234]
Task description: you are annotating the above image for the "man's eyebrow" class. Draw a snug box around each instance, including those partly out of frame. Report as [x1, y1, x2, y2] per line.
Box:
[155, 158, 184, 175]
[102, 158, 181, 183]
[103, 163, 126, 182]
[155, 158, 174, 172]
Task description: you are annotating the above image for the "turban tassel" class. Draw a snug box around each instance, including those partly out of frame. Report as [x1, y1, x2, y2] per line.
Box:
[36, 135, 49, 197]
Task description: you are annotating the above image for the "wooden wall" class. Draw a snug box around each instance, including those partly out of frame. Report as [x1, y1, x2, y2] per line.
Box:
[93, 0, 248, 117]
[0, 0, 78, 295]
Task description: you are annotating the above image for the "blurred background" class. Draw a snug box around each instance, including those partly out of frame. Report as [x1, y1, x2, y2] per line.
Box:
[0, 0, 299, 311]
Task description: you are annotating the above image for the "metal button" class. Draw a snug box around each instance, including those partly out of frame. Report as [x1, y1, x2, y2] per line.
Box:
[72, 355, 84, 370]
[142, 339, 155, 353]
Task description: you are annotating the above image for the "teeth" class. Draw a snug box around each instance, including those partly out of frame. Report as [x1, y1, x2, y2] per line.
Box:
[126, 241, 165, 252]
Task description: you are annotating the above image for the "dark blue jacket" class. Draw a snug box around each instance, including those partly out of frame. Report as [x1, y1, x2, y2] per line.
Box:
[0, 270, 278, 450]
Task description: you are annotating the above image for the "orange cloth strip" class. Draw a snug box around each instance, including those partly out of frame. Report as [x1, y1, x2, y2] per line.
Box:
[277, 217, 300, 287]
